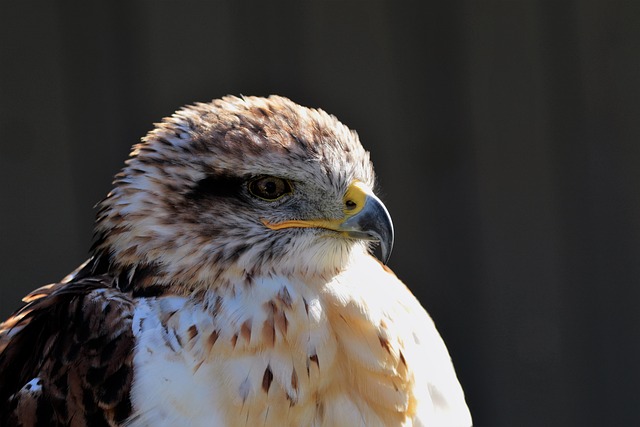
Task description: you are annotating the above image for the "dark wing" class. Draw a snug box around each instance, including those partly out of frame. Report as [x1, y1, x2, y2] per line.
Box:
[0, 263, 136, 427]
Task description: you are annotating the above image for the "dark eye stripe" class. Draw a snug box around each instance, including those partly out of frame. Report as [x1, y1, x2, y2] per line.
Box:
[186, 174, 246, 200]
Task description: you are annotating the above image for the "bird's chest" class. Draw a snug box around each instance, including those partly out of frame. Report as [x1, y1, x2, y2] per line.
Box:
[126, 275, 411, 427]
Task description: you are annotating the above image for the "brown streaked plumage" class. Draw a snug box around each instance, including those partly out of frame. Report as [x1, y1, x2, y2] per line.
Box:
[0, 95, 471, 426]
[0, 259, 135, 426]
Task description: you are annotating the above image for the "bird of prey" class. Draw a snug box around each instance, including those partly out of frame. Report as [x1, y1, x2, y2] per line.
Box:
[0, 95, 471, 426]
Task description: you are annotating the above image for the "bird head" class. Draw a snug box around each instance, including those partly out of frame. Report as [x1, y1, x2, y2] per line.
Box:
[94, 95, 393, 290]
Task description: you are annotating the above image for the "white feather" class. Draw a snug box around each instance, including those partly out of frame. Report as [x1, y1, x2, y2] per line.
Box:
[126, 252, 471, 426]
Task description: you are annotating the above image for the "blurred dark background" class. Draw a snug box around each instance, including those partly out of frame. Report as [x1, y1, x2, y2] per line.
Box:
[1, 2, 639, 426]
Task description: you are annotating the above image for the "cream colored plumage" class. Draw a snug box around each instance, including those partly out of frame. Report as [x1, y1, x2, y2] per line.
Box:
[0, 95, 471, 426]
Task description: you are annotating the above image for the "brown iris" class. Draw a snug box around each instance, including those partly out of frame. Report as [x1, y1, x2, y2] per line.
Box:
[248, 176, 292, 201]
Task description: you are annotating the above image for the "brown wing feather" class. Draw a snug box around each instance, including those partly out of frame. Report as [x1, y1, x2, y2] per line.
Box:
[0, 272, 136, 427]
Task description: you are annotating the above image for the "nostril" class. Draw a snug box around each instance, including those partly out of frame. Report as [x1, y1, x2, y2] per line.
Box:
[345, 200, 357, 210]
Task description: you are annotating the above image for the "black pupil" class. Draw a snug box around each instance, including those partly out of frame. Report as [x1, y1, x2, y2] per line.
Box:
[264, 180, 277, 195]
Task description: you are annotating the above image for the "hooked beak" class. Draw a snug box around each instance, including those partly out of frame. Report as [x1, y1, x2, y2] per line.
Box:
[261, 181, 395, 264]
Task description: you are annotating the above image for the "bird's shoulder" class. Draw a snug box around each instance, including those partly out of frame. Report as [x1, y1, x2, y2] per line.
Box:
[0, 258, 137, 426]
[328, 254, 473, 426]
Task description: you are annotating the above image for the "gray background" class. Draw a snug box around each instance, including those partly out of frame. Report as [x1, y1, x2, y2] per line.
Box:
[1, 2, 639, 426]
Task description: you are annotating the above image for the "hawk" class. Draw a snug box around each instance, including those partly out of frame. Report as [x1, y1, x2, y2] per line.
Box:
[0, 95, 472, 426]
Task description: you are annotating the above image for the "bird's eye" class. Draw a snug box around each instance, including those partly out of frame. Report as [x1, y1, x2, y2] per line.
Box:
[248, 176, 292, 201]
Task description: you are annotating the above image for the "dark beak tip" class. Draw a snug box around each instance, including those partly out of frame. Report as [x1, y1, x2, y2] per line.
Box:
[366, 199, 394, 265]
[382, 246, 392, 265]
[379, 235, 394, 265]
[369, 227, 394, 265]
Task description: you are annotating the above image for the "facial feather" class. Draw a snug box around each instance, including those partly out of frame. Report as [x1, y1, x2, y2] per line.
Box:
[94, 95, 375, 290]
